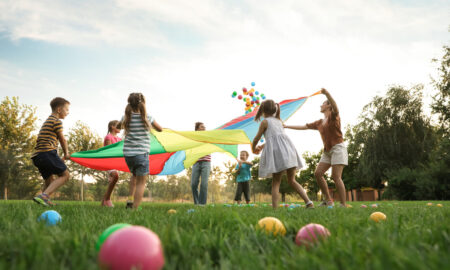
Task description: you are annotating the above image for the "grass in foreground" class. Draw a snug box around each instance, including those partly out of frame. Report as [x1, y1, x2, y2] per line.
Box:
[0, 200, 449, 270]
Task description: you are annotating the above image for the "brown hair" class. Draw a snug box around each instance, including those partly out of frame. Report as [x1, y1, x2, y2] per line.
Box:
[240, 150, 249, 156]
[122, 93, 151, 135]
[195, 122, 204, 131]
[107, 120, 120, 134]
[254, 99, 280, 122]
[50, 97, 70, 111]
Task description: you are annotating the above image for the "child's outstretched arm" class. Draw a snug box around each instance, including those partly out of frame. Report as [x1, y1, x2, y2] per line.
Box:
[252, 120, 268, 154]
[57, 130, 70, 161]
[151, 120, 163, 132]
[283, 124, 308, 130]
[321, 88, 339, 114]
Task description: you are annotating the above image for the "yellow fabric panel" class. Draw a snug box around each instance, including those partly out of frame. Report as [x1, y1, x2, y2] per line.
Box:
[151, 129, 250, 152]
[183, 144, 235, 168]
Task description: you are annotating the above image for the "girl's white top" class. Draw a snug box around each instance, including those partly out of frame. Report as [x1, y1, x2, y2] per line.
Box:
[259, 117, 303, 178]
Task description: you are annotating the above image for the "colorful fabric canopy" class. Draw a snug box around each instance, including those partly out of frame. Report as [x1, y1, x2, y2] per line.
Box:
[71, 92, 320, 175]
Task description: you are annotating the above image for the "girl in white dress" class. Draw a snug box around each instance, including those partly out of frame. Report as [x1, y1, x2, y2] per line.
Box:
[252, 99, 314, 209]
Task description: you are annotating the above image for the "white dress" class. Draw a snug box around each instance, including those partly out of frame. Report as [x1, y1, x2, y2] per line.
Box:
[259, 117, 303, 178]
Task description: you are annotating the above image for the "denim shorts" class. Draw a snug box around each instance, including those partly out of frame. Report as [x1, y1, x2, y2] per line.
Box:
[31, 150, 67, 180]
[124, 153, 149, 176]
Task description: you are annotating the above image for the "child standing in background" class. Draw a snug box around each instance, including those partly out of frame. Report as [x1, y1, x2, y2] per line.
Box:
[32, 97, 71, 206]
[120, 93, 163, 209]
[251, 99, 314, 209]
[101, 120, 136, 208]
[234, 150, 253, 204]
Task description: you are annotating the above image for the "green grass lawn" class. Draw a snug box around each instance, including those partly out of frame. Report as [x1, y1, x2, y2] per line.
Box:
[0, 201, 449, 270]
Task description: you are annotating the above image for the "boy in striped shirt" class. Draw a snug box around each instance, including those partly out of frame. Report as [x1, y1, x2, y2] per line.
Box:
[32, 97, 71, 206]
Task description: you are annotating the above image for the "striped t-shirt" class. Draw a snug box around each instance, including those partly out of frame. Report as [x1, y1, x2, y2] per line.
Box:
[197, 154, 211, 162]
[32, 115, 63, 157]
[122, 113, 154, 157]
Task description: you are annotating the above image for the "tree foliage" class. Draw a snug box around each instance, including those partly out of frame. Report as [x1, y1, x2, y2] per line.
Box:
[0, 97, 40, 199]
[67, 121, 103, 201]
[346, 85, 436, 189]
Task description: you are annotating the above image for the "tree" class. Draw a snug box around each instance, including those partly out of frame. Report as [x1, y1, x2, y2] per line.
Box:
[0, 97, 40, 200]
[348, 85, 436, 190]
[385, 44, 450, 200]
[431, 45, 450, 132]
[67, 121, 103, 201]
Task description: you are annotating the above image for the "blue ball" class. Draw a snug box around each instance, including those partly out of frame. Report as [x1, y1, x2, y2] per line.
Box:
[38, 210, 61, 226]
[251, 82, 255, 86]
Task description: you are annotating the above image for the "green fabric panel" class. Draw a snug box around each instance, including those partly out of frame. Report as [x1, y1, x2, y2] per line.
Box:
[71, 141, 124, 158]
[214, 144, 238, 157]
[150, 133, 166, 154]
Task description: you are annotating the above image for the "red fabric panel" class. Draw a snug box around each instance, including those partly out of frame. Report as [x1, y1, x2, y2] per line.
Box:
[71, 152, 175, 175]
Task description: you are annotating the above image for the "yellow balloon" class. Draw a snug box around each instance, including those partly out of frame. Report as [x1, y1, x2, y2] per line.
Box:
[437, 204, 443, 207]
[257, 217, 286, 236]
[370, 212, 387, 223]
[427, 203, 433, 206]
[167, 209, 177, 214]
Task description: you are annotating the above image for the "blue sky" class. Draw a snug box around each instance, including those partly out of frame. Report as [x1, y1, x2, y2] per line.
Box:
[0, 0, 449, 169]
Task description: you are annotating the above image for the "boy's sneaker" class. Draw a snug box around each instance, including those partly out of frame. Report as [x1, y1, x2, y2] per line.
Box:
[126, 201, 133, 209]
[101, 199, 114, 207]
[33, 194, 54, 207]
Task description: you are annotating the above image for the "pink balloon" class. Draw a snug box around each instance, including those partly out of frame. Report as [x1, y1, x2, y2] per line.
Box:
[238, 95, 243, 100]
[99, 226, 165, 270]
[295, 223, 330, 247]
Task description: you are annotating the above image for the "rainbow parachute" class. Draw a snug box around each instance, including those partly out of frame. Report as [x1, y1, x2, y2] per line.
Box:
[70, 92, 320, 175]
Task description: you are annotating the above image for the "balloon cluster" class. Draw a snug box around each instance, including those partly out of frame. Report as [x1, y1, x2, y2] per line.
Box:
[231, 82, 266, 114]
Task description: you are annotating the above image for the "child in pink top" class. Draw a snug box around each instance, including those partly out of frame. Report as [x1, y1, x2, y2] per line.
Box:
[101, 120, 136, 207]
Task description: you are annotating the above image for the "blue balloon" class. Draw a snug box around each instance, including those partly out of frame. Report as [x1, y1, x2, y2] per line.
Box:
[262, 96, 266, 100]
[251, 82, 255, 86]
[255, 91, 259, 95]
[187, 209, 195, 213]
[38, 210, 61, 226]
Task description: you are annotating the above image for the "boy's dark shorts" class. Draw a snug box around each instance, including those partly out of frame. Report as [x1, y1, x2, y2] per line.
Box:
[32, 150, 67, 180]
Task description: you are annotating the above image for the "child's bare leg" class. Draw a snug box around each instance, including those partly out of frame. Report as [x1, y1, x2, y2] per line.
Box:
[332, 165, 346, 206]
[133, 175, 147, 208]
[271, 172, 282, 209]
[315, 162, 332, 202]
[43, 175, 55, 191]
[43, 170, 70, 196]
[286, 167, 311, 203]
[128, 175, 136, 199]
[103, 171, 119, 201]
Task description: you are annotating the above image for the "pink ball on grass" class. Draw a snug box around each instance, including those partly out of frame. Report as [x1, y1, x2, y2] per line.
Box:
[99, 226, 164, 270]
[295, 223, 331, 247]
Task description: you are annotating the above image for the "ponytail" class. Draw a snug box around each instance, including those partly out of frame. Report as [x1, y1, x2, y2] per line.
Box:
[123, 92, 150, 135]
